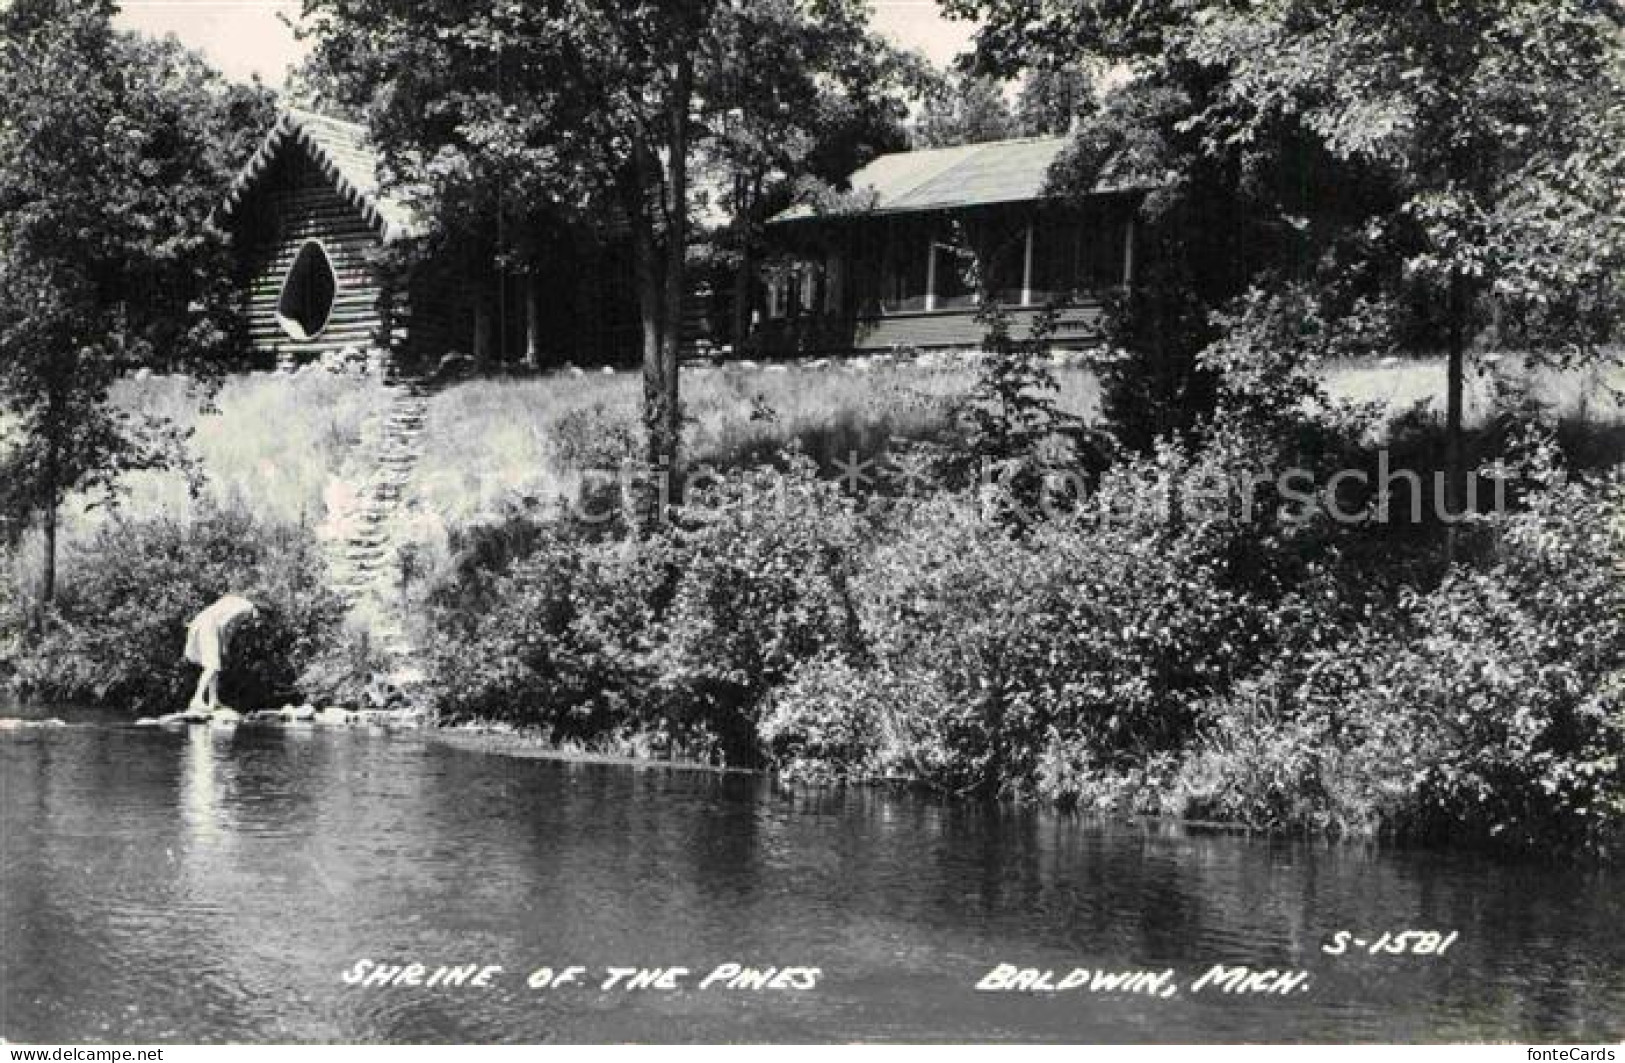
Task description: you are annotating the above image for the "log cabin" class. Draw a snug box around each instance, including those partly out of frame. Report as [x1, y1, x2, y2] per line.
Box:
[755, 135, 1146, 355]
[217, 108, 642, 371]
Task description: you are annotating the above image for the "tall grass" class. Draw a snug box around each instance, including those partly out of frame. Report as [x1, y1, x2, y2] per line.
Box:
[8, 348, 1617, 602]
[411, 360, 1103, 526]
[8, 372, 385, 605]
[1320, 352, 1625, 426]
[88, 371, 386, 528]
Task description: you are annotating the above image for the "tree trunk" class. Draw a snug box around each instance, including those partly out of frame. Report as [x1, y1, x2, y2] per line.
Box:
[35, 428, 61, 628]
[621, 44, 696, 531]
[472, 292, 494, 367]
[730, 173, 762, 353]
[732, 219, 753, 353]
[626, 148, 668, 531]
[524, 272, 542, 370]
[1444, 270, 1466, 565]
[655, 49, 692, 491]
[39, 499, 57, 612]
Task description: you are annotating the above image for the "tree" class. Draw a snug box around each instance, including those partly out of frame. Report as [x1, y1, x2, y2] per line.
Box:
[914, 70, 1018, 147]
[297, 0, 919, 521]
[950, 0, 1625, 545]
[0, 0, 271, 611]
[1174, 1, 1625, 553]
[1015, 62, 1095, 136]
[699, 0, 923, 350]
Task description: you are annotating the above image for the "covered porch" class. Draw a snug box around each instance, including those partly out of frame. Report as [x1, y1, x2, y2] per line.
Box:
[755, 193, 1140, 356]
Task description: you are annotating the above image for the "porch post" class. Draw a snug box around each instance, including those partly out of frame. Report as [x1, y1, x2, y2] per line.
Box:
[1021, 222, 1035, 306]
[524, 271, 542, 369]
[1123, 216, 1136, 288]
[924, 234, 937, 312]
[472, 294, 493, 366]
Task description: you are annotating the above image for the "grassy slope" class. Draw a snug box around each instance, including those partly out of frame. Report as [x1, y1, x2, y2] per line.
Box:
[1322, 354, 1624, 423]
[413, 360, 1101, 525]
[11, 351, 1620, 601]
[7, 372, 386, 602]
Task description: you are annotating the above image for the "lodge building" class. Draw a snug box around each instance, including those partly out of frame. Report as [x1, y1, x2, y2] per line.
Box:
[755, 136, 1144, 355]
[217, 108, 640, 371]
[218, 110, 1138, 370]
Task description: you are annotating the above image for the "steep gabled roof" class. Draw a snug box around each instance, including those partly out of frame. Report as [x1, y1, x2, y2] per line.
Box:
[218, 108, 424, 242]
[772, 135, 1142, 223]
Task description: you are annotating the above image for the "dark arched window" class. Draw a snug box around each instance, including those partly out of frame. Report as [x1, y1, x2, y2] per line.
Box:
[276, 239, 338, 341]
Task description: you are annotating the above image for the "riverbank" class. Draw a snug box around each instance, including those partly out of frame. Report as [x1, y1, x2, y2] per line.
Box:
[424, 721, 1403, 844]
[8, 714, 1621, 1043]
[3, 349, 1622, 859]
[12, 350, 1622, 579]
[429, 724, 762, 775]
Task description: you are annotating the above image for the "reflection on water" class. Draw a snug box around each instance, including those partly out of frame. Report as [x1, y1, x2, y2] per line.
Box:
[1, 715, 1621, 1043]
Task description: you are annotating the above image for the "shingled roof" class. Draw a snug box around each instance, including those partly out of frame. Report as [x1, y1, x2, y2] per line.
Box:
[772, 135, 1141, 223]
[218, 108, 424, 242]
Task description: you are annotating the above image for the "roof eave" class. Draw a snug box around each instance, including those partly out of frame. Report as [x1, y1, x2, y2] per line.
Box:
[767, 183, 1153, 226]
[214, 110, 409, 241]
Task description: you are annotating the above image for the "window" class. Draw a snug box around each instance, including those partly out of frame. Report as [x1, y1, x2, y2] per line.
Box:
[276, 239, 339, 341]
[767, 273, 790, 319]
[798, 266, 818, 315]
[1027, 207, 1131, 304]
[879, 228, 929, 313]
[766, 262, 826, 319]
[823, 254, 843, 314]
[933, 240, 979, 310]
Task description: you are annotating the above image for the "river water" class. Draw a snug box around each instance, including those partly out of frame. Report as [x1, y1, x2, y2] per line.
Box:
[1, 709, 1620, 1043]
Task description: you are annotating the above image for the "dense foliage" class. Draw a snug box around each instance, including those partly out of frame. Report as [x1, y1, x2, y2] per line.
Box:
[0, 0, 275, 605]
[417, 366, 1624, 857]
[6, 509, 345, 713]
[423, 455, 869, 760]
[294, 0, 922, 482]
[0, 0, 1616, 869]
[1179, 440, 1625, 856]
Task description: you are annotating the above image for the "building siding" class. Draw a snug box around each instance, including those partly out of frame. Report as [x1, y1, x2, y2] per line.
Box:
[236, 153, 393, 365]
[850, 304, 1106, 351]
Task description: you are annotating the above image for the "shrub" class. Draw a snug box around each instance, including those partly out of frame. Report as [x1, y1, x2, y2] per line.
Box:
[295, 624, 400, 709]
[0, 542, 24, 695]
[1178, 441, 1625, 856]
[9, 507, 344, 713]
[758, 656, 940, 783]
[1095, 254, 1217, 453]
[1174, 646, 1411, 838]
[549, 399, 640, 473]
[955, 304, 1111, 522]
[422, 523, 662, 738]
[648, 453, 871, 759]
[760, 656, 890, 783]
[421, 453, 875, 763]
[1377, 451, 1625, 854]
[843, 459, 1261, 797]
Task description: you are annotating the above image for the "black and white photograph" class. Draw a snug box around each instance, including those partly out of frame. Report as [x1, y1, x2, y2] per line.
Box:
[1, 0, 1622, 1048]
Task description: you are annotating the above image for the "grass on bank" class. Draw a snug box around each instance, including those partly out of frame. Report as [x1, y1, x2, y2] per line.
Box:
[5, 371, 386, 604]
[5, 349, 1621, 857]
[6, 348, 1620, 603]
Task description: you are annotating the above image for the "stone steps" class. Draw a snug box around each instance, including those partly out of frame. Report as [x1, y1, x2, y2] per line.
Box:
[320, 375, 442, 661]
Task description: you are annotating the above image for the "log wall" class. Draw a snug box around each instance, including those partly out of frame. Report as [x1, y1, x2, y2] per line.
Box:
[235, 153, 393, 365]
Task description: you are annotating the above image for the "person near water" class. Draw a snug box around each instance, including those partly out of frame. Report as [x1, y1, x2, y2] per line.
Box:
[184, 594, 260, 714]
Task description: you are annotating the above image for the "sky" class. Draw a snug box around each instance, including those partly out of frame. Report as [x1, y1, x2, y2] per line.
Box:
[112, 0, 980, 87]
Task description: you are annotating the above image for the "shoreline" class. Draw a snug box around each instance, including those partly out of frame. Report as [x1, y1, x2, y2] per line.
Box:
[427, 724, 763, 776]
[3, 707, 1585, 855]
[423, 721, 1378, 845]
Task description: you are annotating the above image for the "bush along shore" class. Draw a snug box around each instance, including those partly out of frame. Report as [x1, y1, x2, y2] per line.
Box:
[409, 310, 1623, 861]
[412, 430, 1623, 860]
[2, 332, 1622, 861]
